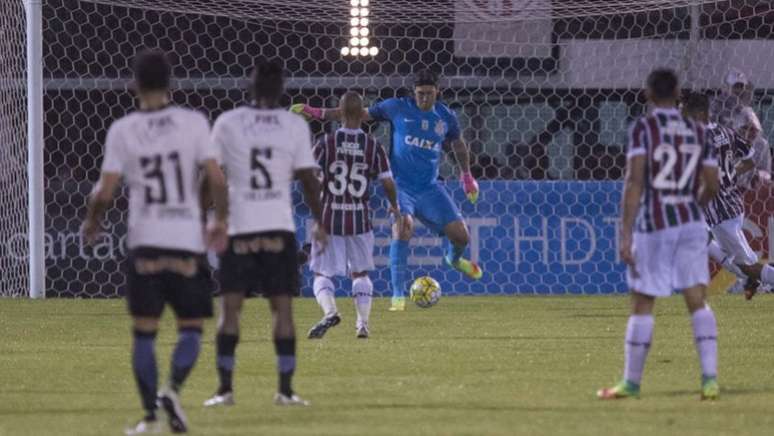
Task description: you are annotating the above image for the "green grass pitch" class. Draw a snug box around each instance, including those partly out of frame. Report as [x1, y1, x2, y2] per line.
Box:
[2, 295, 774, 436]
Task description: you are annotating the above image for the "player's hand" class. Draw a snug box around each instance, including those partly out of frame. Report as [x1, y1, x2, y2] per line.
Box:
[205, 219, 229, 254]
[311, 222, 329, 256]
[619, 232, 638, 278]
[461, 172, 479, 204]
[81, 219, 102, 245]
[290, 103, 323, 121]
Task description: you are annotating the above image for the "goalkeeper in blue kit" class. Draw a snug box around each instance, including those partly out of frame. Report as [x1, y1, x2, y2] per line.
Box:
[293, 70, 482, 311]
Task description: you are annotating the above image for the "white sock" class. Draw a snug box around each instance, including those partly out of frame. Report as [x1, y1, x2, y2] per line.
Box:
[761, 264, 774, 286]
[623, 314, 654, 385]
[707, 240, 726, 264]
[352, 276, 373, 329]
[691, 307, 718, 379]
[313, 276, 337, 317]
[708, 241, 745, 278]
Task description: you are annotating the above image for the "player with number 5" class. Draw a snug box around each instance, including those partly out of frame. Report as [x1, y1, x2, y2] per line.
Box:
[292, 70, 482, 312]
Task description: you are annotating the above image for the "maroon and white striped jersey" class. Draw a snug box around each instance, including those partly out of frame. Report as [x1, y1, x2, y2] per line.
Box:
[627, 107, 718, 233]
[314, 128, 392, 236]
[703, 123, 753, 227]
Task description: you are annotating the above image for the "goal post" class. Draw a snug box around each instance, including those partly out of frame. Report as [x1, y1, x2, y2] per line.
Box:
[26, 0, 45, 299]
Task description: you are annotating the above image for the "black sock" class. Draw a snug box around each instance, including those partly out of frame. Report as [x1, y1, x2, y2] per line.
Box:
[216, 333, 239, 394]
[132, 329, 158, 418]
[274, 337, 296, 396]
[169, 327, 202, 392]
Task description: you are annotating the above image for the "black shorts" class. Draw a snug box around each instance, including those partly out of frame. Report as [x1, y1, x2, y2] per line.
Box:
[218, 231, 299, 297]
[126, 247, 214, 319]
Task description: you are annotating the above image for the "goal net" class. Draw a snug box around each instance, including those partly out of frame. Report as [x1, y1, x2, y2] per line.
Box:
[3, 0, 773, 297]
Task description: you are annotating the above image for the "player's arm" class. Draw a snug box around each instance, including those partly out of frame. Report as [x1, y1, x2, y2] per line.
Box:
[619, 155, 644, 268]
[83, 172, 121, 244]
[201, 159, 229, 252]
[293, 118, 328, 251]
[290, 104, 371, 122]
[83, 123, 124, 244]
[698, 126, 720, 207]
[448, 114, 479, 203]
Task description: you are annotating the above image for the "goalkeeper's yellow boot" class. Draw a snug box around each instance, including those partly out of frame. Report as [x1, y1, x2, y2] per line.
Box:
[701, 377, 719, 401]
[444, 256, 483, 280]
[597, 380, 640, 400]
[388, 297, 406, 312]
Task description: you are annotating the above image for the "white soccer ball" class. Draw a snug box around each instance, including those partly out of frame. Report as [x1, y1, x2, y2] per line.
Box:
[409, 276, 441, 308]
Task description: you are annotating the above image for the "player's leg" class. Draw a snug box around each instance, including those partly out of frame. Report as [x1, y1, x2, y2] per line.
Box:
[414, 185, 481, 280]
[124, 251, 164, 435]
[389, 209, 414, 312]
[352, 272, 373, 338]
[739, 263, 774, 299]
[599, 229, 673, 400]
[308, 235, 342, 338]
[269, 294, 309, 406]
[349, 232, 376, 337]
[711, 215, 757, 294]
[677, 223, 718, 399]
[205, 242, 247, 407]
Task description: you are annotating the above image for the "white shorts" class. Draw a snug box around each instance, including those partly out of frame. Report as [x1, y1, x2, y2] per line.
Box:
[711, 214, 758, 265]
[310, 232, 375, 277]
[627, 222, 709, 297]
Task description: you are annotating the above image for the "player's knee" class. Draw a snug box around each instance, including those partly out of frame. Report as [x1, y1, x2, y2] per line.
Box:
[133, 317, 159, 333]
[352, 275, 373, 296]
[177, 318, 204, 330]
[446, 221, 469, 246]
[313, 275, 335, 296]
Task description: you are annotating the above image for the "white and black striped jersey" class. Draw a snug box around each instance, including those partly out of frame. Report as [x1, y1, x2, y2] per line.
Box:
[101, 105, 217, 253]
[627, 108, 717, 233]
[703, 123, 754, 227]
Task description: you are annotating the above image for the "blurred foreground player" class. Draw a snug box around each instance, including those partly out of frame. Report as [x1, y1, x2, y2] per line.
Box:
[82, 49, 229, 434]
[292, 70, 481, 312]
[307, 91, 401, 339]
[203, 61, 327, 408]
[598, 69, 720, 400]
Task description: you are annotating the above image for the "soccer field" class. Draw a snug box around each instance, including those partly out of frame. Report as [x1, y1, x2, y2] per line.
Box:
[1, 295, 773, 436]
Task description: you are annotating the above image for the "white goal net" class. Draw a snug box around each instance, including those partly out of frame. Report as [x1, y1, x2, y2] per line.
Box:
[2, 0, 773, 297]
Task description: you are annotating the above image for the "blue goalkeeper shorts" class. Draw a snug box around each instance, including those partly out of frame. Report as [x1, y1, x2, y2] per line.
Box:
[398, 183, 463, 235]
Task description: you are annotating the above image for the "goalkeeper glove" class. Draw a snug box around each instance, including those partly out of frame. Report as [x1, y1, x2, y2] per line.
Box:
[461, 172, 479, 204]
[290, 103, 323, 121]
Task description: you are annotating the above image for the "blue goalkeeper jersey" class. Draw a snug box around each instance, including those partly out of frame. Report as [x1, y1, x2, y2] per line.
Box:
[368, 96, 461, 194]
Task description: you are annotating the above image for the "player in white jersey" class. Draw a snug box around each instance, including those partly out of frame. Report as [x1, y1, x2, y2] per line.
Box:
[682, 93, 762, 298]
[203, 61, 327, 408]
[82, 50, 228, 435]
[306, 91, 400, 340]
[598, 69, 721, 401]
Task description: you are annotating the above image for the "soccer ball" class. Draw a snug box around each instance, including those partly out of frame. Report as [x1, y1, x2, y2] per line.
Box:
[409, 276, 441, 308]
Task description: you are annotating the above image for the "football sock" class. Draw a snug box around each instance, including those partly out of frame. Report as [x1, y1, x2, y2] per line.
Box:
[274, 337, 296, 397]
[132, 329, 158, 418]
[352, 276, 373, 328]
[760, 264, 774, 285]
[216, 333, 239, 394]
[444, 238, 466, 265]
[691, 307, 718, 379]
[708, 241, 744, 278]
[390, 240, 409, 299]
[169, 327, 202, 393]
[313, 275, 338, 317]
[623, 314, 653, 385]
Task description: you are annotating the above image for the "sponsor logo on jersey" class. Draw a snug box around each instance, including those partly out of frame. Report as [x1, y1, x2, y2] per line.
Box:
[421, 119, 429, 131]
[435, 119, 446, 136]
[404, 135, 440, 150]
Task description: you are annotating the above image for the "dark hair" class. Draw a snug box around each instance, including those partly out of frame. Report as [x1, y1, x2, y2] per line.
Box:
[646, 68, 679, 101]
[682, 91, 710, 114]
[251, 60, 284, 104]
[133, 49, 171, 92]
[414, 69, 439, 87]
